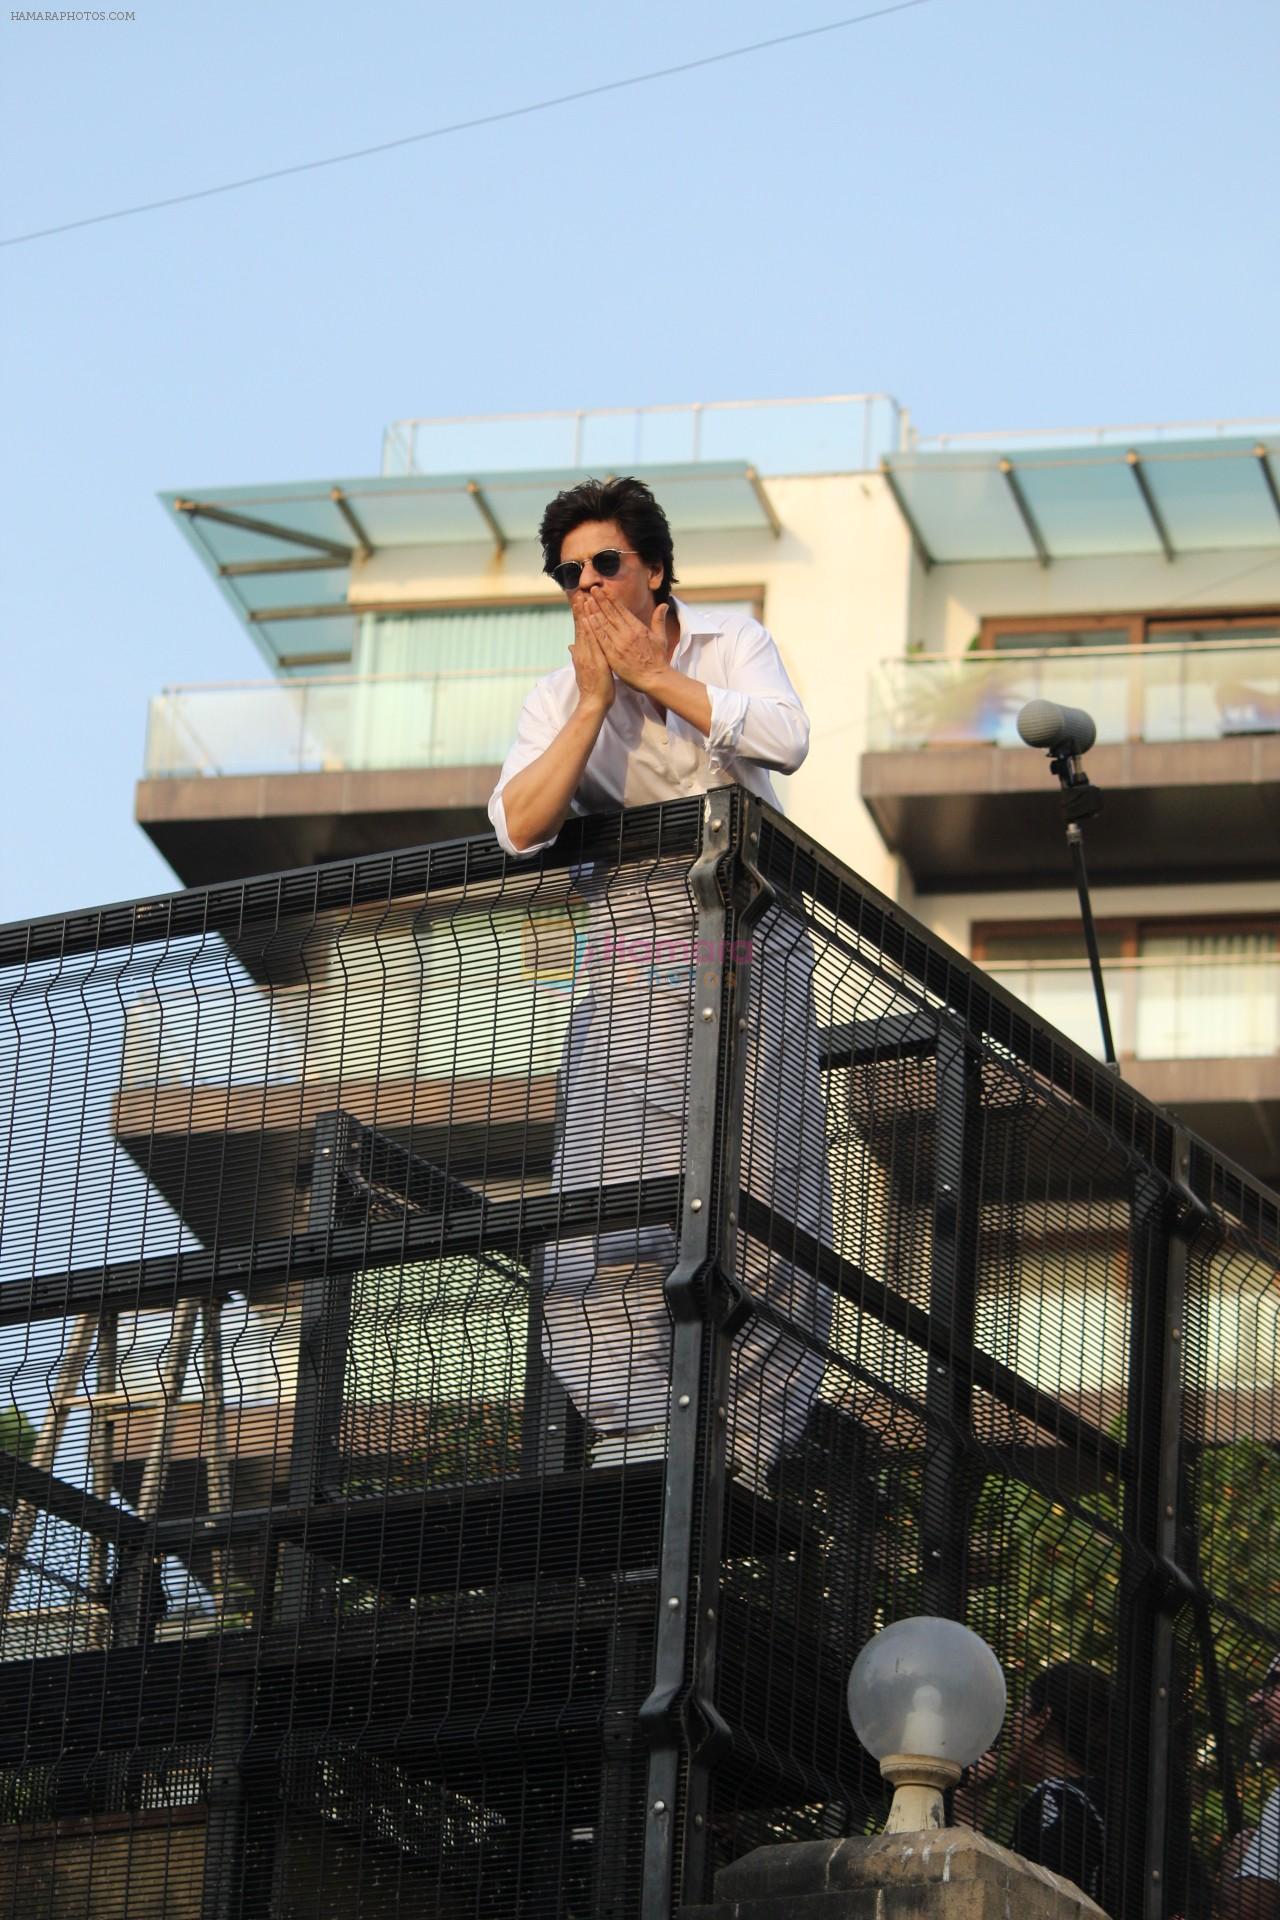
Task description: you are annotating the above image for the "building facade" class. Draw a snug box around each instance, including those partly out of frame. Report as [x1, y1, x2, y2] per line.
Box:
[137, 396, 1280, 1184]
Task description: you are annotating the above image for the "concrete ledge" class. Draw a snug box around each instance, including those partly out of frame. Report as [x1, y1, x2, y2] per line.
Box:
[680, 1828, 1109, 1919]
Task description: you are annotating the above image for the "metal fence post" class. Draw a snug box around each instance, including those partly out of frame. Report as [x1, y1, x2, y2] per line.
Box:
[1117, 1132, 1199, 1920]
[278, 1108, 354, 1623]
[921, 1022, 981, 1620]
[1141, 1128, 1200, 1918]
[638, 788, 755, 1920]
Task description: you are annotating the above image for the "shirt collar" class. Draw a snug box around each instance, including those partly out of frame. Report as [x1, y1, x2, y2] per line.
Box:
[669, 595, 717, 660]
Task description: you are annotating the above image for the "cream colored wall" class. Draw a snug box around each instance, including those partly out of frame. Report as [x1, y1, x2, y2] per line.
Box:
[348, 471, 914, 894]
[912, 548, 1280, 655]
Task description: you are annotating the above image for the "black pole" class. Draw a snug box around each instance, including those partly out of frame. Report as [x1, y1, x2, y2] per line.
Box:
[1066, 820, 1118, 1067]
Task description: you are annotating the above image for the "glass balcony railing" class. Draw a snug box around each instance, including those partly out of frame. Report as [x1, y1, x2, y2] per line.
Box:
[144, 670, 536, 779]
[868, 638, 1280, 752]
[986, 954, 1280, 1061]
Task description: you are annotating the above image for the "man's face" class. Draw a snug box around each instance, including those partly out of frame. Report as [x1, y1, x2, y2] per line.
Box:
[557, 518, 664, 623]
[1248, 1659, 1280, 1766]
[1001, 1696, 1053, 1776]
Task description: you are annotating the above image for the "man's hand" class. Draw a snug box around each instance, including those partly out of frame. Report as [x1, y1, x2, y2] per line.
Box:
[579, 591, 670, 693]
[569, 599, 617, 713]
[951, 1748, 999, 1829]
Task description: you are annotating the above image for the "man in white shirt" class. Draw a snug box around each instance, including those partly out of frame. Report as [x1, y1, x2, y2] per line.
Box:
[488, 477, 832, 1480]
[1224, 1655, 1280, 1918]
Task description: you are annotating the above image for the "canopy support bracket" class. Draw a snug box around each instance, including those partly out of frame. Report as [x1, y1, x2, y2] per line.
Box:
[999, 458, 1051, 567]
[330, 487, 374, 562]
[174, 498, 351, 562]
[467, 480, 508, 556]
[880, 459, 935, 572]
[744, 465, 782, 539]
[1126, 450, 1175, 561]
[1255, 444, 1280, 530]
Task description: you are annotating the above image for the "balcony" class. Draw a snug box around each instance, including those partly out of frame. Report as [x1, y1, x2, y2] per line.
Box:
[861, 638, 1280, 887]
[136, 669, 530, 884]
[985, 952, 1280, 1178]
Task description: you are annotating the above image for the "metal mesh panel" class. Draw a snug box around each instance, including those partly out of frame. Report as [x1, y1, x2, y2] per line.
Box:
[0, 789, 1275, 1918]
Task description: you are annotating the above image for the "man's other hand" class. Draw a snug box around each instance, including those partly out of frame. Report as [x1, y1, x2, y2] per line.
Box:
[581, 591, 669, 692]
[569, 601, 617, 713]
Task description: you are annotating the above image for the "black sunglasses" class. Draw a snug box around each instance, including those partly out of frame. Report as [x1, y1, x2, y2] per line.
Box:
[550, 548, 639, 592]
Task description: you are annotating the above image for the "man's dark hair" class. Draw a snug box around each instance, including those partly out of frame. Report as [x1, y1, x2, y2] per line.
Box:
[1028, 1661, 1114, 1774]
[538, 476, 677, 603]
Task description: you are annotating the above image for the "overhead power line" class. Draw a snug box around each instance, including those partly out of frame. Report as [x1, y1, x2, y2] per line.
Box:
[3, 0, 930, 249]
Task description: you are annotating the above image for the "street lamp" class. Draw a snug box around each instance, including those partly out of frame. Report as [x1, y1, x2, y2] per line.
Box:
[847, 1616, 1006, 1832]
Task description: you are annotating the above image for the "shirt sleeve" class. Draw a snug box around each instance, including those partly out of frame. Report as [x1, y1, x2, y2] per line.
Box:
[701, 617, 810, 775]
[488, 677, 583, 858]
[1239, 1787, 1280, 1880]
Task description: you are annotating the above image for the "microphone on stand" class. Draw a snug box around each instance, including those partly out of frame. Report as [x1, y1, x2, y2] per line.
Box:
[1016, 700, 1117, 1069]
[1016, 698, 1097, 755]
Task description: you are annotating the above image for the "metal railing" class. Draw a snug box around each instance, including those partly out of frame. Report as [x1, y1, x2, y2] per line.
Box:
[868, 636, 1280, 752]
[381, 392, 908, 479]
[986, 952, 1280, 1062]
[906, 411, 1280, 452]
[144, 667, 540, 778]
[1, 794, 1278, 1917]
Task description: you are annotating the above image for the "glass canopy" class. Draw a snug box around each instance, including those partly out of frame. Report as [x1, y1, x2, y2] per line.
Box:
[161, 462, 781, 671]
[882, 434, 1280, 566]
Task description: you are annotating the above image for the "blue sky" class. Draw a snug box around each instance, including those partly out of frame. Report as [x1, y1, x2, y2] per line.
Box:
[2, 0, 1277, 923]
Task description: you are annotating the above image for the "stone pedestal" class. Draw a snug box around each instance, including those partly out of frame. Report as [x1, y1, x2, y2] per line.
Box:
[680, 1828, 1110, 1920]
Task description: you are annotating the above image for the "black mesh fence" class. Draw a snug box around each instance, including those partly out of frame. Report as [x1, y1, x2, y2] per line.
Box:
[0, 788, 1275, 1918]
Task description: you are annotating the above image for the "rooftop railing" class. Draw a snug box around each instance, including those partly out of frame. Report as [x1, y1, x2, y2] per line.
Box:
[908, 410, 1280, 452]
[867, 636, 1280, 752]
[381, 392, 907, 478]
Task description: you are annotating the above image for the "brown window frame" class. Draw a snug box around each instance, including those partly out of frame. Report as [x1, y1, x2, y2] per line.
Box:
[976, 607, 1280, 651]
[972, 914, 1280, 963]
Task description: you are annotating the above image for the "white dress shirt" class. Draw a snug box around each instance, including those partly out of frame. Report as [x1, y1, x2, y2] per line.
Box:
[487, 597, 808, 855]
[1240, 1783, 1280, 1879]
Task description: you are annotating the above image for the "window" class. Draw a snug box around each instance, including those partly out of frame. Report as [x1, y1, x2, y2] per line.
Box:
[345, 593, 767, 771]
[979, 609, 1280, 651]
[974, 919, 1280, 1061]
[357, 586, 767, 678]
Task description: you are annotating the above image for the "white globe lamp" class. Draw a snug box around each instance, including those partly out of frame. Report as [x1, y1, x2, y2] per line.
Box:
[847, 1616, 1006, 1832]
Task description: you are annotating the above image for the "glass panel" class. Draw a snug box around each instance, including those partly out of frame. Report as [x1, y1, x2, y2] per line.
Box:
[1141, 642, 1280, 742]
[144, 672, 538, 778]
[867, 651, 1135, 749]
[1139, 443, 1280, 550]
[1013, 453, 1158, 557]
[885, 459, 1024, 562]
[987, 954, 1280, 1062]
[254, 613, 357, 667]
[868, 640, 1280, 751]
[886, 434, 1280, 560]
